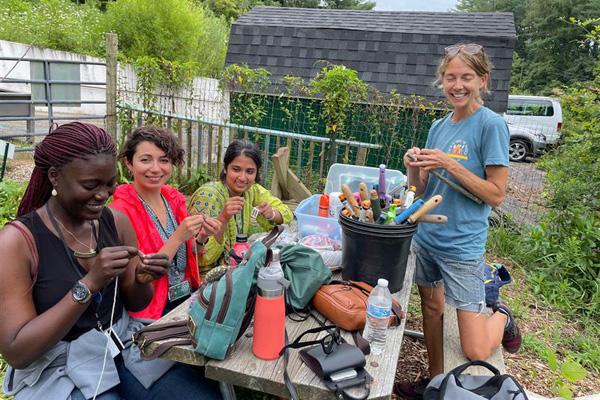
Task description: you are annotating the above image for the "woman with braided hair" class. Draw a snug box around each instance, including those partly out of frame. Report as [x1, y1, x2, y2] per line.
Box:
[0, 122, 221, 399]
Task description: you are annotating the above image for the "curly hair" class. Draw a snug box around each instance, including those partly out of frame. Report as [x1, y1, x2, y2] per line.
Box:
[119, 125, 185, 167]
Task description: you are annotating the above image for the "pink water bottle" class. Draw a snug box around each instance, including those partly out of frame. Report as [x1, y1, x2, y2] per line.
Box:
[230, 233, 250, 267]
[253, 248, 289, 360]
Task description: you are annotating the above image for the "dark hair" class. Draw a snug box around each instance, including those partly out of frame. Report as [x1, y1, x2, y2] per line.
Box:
[17, 122, 116, 217]
[220, 139, 262, 184]
[119, 125, 185, 167]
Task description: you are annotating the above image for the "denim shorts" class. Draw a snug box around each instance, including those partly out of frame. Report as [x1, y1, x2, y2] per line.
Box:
[413, 241, 486, 313]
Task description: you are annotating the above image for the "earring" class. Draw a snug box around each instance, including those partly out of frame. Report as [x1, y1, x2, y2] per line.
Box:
[51, 187, 57, 196]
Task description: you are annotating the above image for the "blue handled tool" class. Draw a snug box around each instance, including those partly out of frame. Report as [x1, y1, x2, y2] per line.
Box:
[395, 198, 425, 224]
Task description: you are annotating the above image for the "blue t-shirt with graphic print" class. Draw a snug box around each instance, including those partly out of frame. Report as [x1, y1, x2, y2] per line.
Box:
[414, 106, 509, 260]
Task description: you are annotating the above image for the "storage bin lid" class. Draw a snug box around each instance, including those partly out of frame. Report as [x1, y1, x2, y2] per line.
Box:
[324, 163, 406, 195]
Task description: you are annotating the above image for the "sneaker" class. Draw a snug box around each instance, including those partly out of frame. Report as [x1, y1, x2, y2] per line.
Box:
[394, 377, 430, 399]
[493, 301, 522, 353]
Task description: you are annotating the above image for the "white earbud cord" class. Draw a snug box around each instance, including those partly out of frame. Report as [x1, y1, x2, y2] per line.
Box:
[92, 275, 119, 400]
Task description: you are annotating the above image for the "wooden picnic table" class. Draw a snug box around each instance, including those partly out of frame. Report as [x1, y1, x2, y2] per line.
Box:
[144, 253, 416, 400]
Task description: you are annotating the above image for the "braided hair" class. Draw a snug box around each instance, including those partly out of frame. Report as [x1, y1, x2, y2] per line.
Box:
[17, 122, 116, 217]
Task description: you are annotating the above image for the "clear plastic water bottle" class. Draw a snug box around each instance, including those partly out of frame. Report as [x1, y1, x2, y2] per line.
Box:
[363, 278, 392, 355]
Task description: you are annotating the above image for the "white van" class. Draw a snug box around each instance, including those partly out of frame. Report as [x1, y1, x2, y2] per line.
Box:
[503, 95, 563, 144]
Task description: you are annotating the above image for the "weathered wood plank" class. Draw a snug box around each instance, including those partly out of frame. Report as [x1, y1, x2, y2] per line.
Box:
[443, 303, 506, 375]
[356, 147, 368, 166]
[271, 147, 290, 200]
[285, 169, 312, 202]
[204, 256, 416, 400]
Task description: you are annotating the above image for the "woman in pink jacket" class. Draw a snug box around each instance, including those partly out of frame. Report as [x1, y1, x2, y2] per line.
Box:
[111, 126, 222, 320]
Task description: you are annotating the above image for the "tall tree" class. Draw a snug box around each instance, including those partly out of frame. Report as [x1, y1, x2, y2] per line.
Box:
[456, 0, 600, 94]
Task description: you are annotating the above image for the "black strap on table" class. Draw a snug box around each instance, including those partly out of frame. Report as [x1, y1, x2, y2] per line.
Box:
[281, 313, 372, 400]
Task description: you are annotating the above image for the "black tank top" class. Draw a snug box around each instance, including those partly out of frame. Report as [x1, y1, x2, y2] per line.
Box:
[19, 208, 124, 341]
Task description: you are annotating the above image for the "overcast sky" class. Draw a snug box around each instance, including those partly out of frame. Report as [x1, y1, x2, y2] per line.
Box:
[373, 0, 459, 12]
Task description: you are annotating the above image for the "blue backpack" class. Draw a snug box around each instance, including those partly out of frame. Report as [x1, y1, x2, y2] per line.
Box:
[187, 226, 283, 360]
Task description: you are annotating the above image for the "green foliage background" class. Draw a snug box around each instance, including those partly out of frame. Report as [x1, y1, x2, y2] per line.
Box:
[0, 0, 229, 78]
[456, 0, 600, 94]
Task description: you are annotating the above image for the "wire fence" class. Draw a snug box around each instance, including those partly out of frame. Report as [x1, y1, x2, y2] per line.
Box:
[0, 44, 553, 226]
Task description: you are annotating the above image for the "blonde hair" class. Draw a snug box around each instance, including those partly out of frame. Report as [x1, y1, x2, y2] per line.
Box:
[434, 43, 493, 103]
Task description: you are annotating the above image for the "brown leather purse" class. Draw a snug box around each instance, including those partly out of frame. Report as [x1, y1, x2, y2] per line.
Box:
[311, 280, 405, 332]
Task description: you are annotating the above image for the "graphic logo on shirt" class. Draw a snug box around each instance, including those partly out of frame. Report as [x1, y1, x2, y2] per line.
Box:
[448, 140, 468, 160]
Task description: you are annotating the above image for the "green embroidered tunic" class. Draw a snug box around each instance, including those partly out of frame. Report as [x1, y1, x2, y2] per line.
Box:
[189, 181, 293, 272]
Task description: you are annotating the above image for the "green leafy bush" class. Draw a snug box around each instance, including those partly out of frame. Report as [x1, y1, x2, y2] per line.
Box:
[103, 0, 228, 77]
[0, 0, 104, 55]
[0, 180, 25, 226]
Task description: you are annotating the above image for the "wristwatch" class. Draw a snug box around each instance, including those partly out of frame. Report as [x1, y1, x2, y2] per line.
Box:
[71, 280, 93, 304]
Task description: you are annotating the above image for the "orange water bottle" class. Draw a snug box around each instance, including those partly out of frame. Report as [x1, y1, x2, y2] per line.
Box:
[318, 194, 330, 217]
[253, 248, 290, 360]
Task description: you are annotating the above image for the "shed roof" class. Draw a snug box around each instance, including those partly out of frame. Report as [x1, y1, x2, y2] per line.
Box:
[226, 7, 517, 112]
[235, 7, 516, 38]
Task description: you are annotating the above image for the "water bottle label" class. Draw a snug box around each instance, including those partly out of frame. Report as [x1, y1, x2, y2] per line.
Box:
[367, 304, 391, 319]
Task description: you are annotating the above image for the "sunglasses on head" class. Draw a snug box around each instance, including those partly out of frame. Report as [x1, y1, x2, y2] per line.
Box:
[444, 44, 484, 56]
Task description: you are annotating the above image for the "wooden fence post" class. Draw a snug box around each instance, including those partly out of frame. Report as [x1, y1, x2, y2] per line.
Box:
[105, 33, 118, 142]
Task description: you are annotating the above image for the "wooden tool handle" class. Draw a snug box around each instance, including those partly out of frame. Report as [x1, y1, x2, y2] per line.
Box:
[341, 184, 360, 215]
[416, 214, 448, 224]
[408, 194, 443, 223]
[358, 182, 369, 202]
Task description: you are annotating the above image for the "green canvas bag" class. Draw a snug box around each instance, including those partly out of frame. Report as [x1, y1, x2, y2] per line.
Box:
[279, 243, 332, 312]
[187, 226, 283, 360]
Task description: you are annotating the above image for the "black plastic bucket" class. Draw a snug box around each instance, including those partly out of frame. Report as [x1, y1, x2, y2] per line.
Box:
[339, 213, 417, 293]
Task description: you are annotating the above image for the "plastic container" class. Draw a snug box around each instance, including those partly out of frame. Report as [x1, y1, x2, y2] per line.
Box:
[295, 194, 342, 241]
[324, 163, 406, 196]
[339, 213, 416, 293]
[363, 278, 392, 355]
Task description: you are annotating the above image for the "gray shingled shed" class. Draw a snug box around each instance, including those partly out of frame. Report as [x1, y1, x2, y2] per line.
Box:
[226, 7, 517, 112]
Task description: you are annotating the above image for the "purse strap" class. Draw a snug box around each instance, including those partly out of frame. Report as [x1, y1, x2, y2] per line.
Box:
[261, 225, 284, 248]
[132, 320, 193, 360]
[281, 318, 372, 400]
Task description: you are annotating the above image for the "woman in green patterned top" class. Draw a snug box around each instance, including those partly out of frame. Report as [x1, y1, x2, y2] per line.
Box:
[189, 139, 293, 272]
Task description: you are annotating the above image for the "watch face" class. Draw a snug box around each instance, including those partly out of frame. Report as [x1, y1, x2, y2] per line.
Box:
[73, 281, 91, 303]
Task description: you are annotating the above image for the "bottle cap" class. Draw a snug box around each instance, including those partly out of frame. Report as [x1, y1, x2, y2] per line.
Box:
[393, 198, 402, 206]
[319, 194, 330, 206]
[338, 193, 347, 202]
[377, 278, 389, 287]
[362, 200, 371, 208]
[408, 185, 417, 191]
[235, 233, 248, 243]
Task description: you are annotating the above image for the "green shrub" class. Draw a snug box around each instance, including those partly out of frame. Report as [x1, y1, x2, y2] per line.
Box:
[103, 0, 228, 77]
[0, 180, 25, 226]
[0, 0, 104, 55]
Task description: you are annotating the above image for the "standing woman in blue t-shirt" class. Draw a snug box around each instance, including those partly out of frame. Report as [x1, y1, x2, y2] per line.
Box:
[397, 43, 521, 397]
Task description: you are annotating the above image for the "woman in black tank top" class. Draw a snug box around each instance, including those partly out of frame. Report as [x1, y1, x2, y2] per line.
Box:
[0, 123, 222, 399]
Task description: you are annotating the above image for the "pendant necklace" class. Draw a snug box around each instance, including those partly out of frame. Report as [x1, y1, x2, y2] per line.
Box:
[46, 204, 97, 259]
[45, 203, 106, 327]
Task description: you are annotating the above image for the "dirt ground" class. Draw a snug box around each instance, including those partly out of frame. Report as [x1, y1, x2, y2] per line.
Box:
[394, 272, 600, 399]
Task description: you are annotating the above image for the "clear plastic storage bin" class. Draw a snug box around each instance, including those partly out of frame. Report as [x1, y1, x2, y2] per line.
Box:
[295, 164, 406, 241]
[295, 194, 342, 241]
[323, 163, 406, 195]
